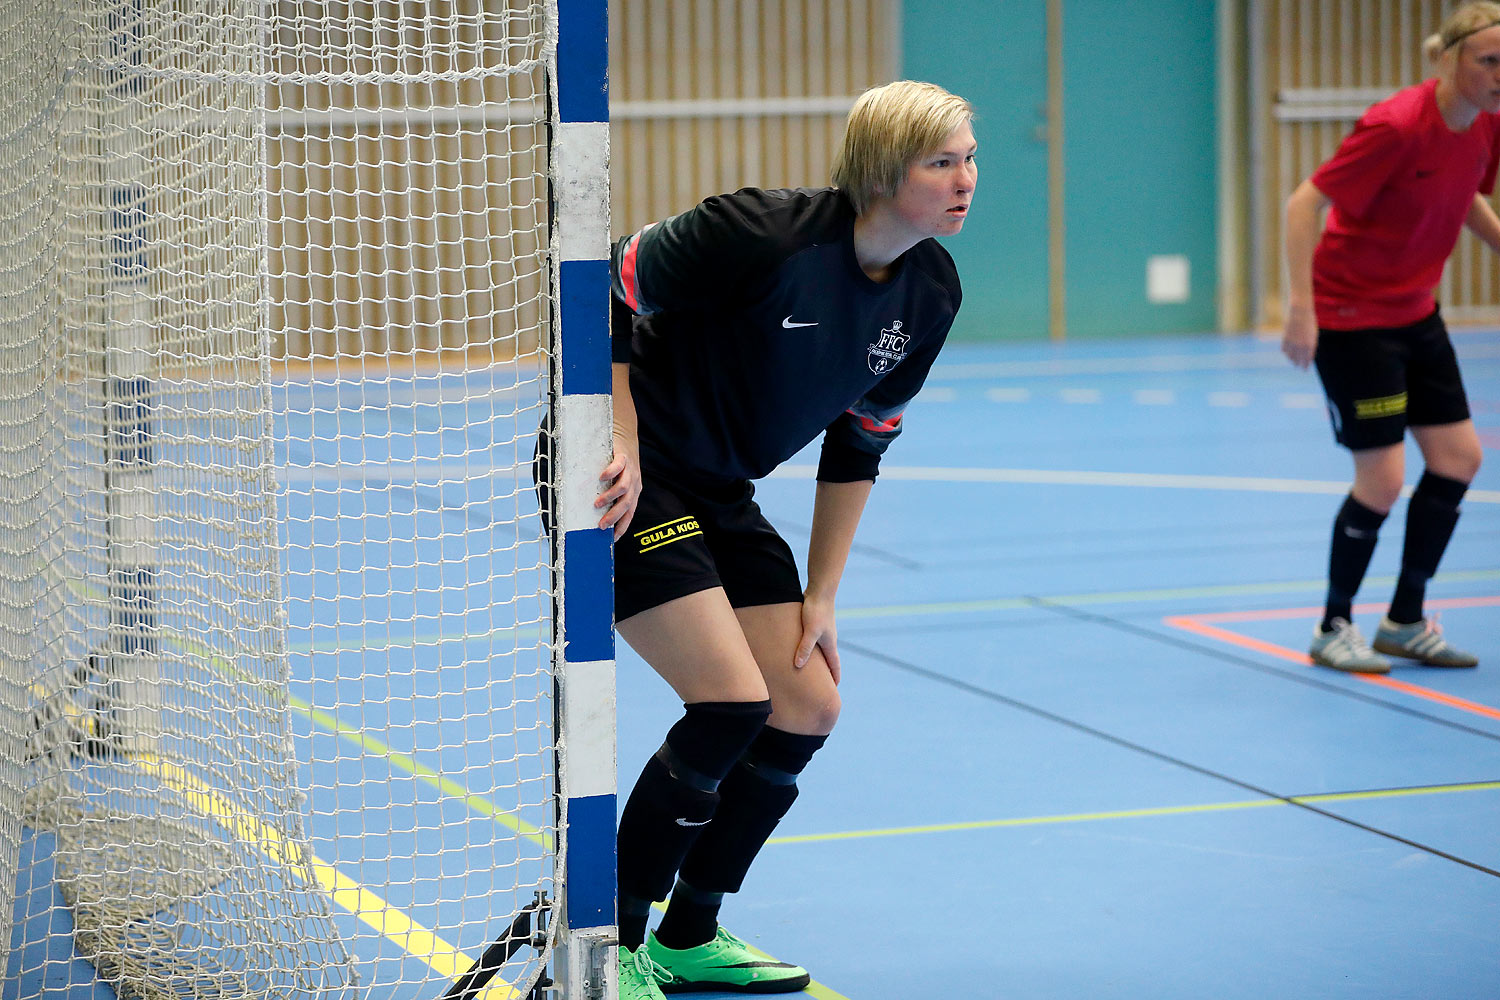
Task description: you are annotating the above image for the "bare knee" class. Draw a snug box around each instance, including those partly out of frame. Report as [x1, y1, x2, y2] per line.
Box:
[1414, 422, 1483, 484]
[1351, 472, 1403, 514]
[769, 679, 841, 736]
[1350, 447, 1405, 513]
[805, 685, 842, 735]
[1427, 446, 1482, 485]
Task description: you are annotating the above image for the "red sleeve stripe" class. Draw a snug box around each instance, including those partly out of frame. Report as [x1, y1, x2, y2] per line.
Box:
[852, 410, 903, 434]
[619, 231, 643, 312]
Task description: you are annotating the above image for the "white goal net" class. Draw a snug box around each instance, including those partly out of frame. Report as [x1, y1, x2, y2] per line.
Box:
[0, 1, 570, 997]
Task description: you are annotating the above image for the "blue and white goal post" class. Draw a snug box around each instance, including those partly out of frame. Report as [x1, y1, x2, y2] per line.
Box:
[549, 0, 618, 997]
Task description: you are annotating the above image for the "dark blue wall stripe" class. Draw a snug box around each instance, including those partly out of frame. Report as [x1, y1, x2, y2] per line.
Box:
[556, 0, 608, 124]
[563, 527, 613, 663]
[560, 258, 611, 397]
[565, 793, 617, 928]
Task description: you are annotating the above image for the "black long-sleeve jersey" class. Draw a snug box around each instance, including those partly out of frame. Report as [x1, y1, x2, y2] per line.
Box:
[610, 186, 962, 485]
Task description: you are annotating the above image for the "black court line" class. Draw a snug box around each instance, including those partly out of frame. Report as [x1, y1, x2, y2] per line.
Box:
[840, 639, 1500, 881]
[1021, 596, 1500, 744]
[773, 518, 925, 570]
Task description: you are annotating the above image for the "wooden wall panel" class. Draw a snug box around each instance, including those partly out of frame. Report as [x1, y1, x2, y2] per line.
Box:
[268, 0, 548, 364]
[608, 0, 898, 236]
[268, 1, 896, 362]
[1255, 0, 1499, 325]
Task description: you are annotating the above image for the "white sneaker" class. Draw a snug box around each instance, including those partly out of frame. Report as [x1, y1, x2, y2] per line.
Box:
[1373, 616, 1479, 668]
[1309, 618, 1391, 674]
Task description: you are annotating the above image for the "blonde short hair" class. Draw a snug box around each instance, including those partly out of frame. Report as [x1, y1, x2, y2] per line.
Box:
[831, 80, 974, 215]
[1424, 1, 1500, 62]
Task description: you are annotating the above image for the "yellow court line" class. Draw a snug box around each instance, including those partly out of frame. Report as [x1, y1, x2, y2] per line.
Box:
[766, 781, 1500, 847]
[803, 982, 854, 1000]
[840, 569, 1500, 621]
[1295, 781, 1500, 805]
[169, 630, 834, 997]
[156, 599, 849, 996]
[156, 635, 829, 999]
[148, 626, 551, 846]
[768, 799, 1283, 845]
[287, 692, 552, 849]
[137, 755, 520, 999]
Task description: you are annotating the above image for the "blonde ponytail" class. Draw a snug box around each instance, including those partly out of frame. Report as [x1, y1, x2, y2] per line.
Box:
[1428, 2, 1500, 62]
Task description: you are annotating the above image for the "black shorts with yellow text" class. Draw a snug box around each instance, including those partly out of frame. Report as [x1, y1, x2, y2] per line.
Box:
[613, 467, 804, 622]
[1314, 309, 1470, 451]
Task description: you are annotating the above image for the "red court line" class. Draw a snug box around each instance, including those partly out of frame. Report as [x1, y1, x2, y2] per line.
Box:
[1164, 597, 1500, 723]
[1181, 596, 1500, 625]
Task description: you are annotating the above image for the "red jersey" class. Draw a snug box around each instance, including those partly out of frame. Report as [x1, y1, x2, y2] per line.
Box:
[1310, 78, 1500, 329]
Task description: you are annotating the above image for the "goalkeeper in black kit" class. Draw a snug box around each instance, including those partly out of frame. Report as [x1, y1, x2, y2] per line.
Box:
[596, 80, 976, 999]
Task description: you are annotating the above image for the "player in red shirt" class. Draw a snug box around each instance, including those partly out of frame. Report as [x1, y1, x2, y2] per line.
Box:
[1283, 2, 1500, 672]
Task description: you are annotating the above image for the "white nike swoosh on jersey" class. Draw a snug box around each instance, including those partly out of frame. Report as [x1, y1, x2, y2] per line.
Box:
[674, 817, 711, 827]
[781, 315, 818, 328]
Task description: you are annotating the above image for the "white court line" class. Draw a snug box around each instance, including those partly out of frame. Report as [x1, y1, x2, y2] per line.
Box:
[925, 339, 1500, 380]
[1279, 392, 1322, 408]
[1059, 388, 1103, 404]
[768, 463, 1500, 503]
[930, 352, 1286, 379]
[985, 387, 1031, 403]
[1133, 389, 1176, 405]
[1207, 390, 1251, 407]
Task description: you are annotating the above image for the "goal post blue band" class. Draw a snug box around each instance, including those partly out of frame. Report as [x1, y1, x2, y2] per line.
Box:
[556, 0, 608, 124]
[559, 260, 612, 397]
[562, 793, 617, 929]
[563, 530, 613, 664]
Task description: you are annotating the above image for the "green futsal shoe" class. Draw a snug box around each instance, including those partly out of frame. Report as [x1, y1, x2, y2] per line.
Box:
[620, 944, 671, 1000]
[646, 927, 810, 994]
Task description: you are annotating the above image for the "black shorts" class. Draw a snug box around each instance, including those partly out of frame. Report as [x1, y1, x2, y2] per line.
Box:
[614, 468, 804, 622]
[1314, 309, 1471, 451]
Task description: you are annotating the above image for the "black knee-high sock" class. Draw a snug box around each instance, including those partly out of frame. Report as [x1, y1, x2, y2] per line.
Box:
[1389, 471, 1468, 624]
[655, 727, 827, 949]
[615, 700, 770, 950]
[1323, 494, 1388, 632]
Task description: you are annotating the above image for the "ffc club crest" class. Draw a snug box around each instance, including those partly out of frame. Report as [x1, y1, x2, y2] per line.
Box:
[866, 320, 909, 374]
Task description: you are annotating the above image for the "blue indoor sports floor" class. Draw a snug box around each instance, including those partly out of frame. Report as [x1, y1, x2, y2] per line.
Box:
[616, 328, 1500, 1000]
[7, 328, 1498, 999]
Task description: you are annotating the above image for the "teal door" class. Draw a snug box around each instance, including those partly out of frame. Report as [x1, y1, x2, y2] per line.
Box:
[903, 0, 1051, 340]
[1063, 5, 1218, 337]
[903, 1, 1220, 340]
